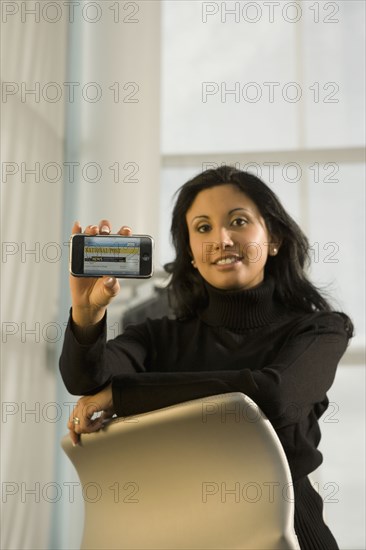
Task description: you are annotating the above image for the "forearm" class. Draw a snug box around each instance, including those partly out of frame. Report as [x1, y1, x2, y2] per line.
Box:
[59, 310, 112, 395]
[71, 305, 107, 331]
[59, 310, 147, 395]
[111, 370, 258, 417]
[71, 309, 106, 344]
[110, 313, 349, 423]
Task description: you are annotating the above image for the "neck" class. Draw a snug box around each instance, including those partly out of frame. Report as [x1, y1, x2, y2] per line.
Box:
[198, 275, 284, 330]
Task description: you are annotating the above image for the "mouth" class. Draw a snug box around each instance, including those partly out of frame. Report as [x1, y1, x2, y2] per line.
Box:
[212, 255, 244, 266]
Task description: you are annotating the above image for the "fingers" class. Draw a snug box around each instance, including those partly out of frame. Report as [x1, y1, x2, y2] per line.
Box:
[118, 225, 132, 236]
[98, 219, 111, 234]
[99, 409, 115, 423]
[102, 276, 120, 296]
[69, 428, 80, 446]
[68, 386, 114, 445]
[72, 221, 133, 236]
[68, 401, 104, 445]
[71, 221, 82, 235]
[83, 224, 101, 235]
[71, 220, 106, 235]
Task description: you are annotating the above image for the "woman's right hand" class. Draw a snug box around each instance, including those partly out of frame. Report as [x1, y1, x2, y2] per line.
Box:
[70, 220, 132, 328]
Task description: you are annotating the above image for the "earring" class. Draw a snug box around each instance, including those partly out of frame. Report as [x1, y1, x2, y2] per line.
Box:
[191, 259, 196, 267]
[272, 248, 278, 255]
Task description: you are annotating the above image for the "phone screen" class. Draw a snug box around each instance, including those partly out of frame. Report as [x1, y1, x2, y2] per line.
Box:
[84, 236, 141, 276]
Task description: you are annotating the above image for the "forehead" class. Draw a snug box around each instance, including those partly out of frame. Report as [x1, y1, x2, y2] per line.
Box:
[186, 184, 260, 218]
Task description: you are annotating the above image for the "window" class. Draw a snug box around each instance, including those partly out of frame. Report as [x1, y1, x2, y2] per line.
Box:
[160, 0, 365, 349]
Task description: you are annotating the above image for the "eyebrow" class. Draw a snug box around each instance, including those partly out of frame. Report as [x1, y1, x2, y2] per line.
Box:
[190, 208, 252, 223]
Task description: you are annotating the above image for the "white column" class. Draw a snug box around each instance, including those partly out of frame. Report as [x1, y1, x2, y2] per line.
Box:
[53, 4, 162, 548]
[1, 2, 67, 549]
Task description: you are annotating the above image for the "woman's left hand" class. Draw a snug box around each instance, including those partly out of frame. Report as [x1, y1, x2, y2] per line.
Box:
[68, 384, 115, 446]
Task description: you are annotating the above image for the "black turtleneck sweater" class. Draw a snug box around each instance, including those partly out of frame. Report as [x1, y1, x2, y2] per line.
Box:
[60, 275, 351, 485]
[60, 275, 353, 548]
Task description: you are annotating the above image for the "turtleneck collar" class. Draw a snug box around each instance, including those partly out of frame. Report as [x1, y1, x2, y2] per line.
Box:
[198, 275, 284, 330]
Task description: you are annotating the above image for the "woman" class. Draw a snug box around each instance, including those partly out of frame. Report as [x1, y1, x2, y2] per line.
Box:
[60, 165, 354, 549]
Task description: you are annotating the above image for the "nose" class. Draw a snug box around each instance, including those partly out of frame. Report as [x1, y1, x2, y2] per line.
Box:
[216, 227, 234, 250]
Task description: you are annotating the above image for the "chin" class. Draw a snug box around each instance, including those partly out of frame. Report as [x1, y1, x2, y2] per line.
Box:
[210, 275, 264, 291]
[210, 278, 247, 291]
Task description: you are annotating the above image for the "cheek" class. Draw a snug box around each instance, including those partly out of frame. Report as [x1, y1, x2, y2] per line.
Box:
[190, 236, 212, 263]
[201, 242, 217, 263]
[189, 239, 202, 264]
[241, 233, 269, 262]
[245, 243, 264, 262]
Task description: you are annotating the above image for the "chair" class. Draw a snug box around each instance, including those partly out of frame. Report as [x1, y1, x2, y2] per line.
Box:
[61, 392, 300, 549]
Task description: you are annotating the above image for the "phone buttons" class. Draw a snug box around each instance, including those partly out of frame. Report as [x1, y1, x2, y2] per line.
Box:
[142, 253, 150, 262]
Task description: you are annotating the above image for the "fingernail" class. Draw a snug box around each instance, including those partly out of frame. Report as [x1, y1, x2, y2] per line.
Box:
[104, 277, 115, 288]
[101, 225, 110, 234]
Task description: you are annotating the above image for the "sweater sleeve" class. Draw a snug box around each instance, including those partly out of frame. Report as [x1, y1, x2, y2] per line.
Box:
[110, 311, 351, 429]
[59, 309, 149, 396]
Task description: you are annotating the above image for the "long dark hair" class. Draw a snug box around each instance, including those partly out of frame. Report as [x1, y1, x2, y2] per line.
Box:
[167, 165, 354, 335]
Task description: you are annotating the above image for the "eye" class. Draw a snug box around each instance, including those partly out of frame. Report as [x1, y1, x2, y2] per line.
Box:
[197, 224, 211, 233]
[231, 217, 248, 227]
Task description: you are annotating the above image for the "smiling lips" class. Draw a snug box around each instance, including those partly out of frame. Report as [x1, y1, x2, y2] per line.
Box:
[212, 255, 244, 265]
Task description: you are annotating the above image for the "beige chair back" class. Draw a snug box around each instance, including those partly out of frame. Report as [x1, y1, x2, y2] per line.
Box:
[61, 392, 300, 549]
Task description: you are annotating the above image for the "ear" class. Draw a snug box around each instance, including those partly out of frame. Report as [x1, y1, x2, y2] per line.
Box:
[189, 250, 197, 266]
[268, 236, 282, 256]
[187, 247, 197, 267]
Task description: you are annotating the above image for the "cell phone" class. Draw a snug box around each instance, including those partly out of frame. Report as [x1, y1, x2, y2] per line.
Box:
[69, 234, 154, 278]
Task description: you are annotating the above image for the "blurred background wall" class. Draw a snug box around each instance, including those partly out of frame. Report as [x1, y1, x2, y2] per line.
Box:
[1, 1, 365, 549]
